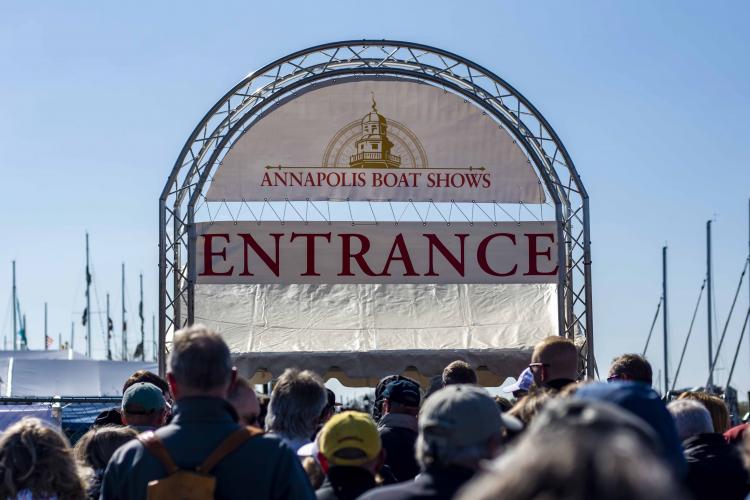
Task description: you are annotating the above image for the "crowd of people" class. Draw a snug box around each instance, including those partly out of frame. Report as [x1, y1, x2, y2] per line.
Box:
[0, 326, 748, 499]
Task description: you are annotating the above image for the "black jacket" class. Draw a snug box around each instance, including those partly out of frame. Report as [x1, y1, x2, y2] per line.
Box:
[358, 466, 475, 500]
[683, 433, 749, 500]
[378, 414, 420, 482]
[315, 466, 377, 500]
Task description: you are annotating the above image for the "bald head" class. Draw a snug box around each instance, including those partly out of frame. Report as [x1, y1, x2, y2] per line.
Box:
[531, 336, 578, 387]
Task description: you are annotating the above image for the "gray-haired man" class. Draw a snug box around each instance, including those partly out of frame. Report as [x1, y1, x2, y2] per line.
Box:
[101, 325, 314, 500]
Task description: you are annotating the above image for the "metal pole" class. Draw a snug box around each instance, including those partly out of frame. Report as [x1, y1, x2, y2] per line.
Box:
[85, 232, 91, 358]
[707, 220, 714, 390]
[70, 321, 75, 352]
[152, 314, 156, 362]
[44, 302, 48, 351]
[22, 314, 26, 350]
[58, 333, 61, 350]
[12, 261, 16, 351]
[661, 245, 669, 399]
[106, 293, 111, 360]
[726, 307, 750, 389]
[642, 298, 662, 356]
[140, 273, 145, 361]
[122, 263, 127, 361]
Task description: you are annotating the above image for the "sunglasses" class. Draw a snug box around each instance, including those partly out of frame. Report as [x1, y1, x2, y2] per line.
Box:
[528, 363, 549, 370]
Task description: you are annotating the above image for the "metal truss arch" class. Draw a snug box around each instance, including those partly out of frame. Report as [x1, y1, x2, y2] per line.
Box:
[159, 40, 594, 379]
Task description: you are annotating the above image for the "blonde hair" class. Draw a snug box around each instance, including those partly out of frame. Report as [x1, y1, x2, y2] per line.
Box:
[0, 418, 86, 500]
[508, 389, 553, 425]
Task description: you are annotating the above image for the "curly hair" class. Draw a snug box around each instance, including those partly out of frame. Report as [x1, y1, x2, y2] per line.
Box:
[0, 418, 87, 500]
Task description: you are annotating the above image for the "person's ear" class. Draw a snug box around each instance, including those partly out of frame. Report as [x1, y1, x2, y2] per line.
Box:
[382, 399, 391, 414]
[166, 373, 180, 400]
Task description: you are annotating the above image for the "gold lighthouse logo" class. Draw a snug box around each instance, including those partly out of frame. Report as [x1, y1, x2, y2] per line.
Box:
[348, 95, 402, 168]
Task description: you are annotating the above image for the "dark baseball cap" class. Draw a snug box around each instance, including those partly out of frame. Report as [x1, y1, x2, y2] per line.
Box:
[383, 379, 421, 407]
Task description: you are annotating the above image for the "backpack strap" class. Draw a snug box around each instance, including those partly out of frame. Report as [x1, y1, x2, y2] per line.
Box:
[196, 426, 264, 474]
[137, 431, 178, 475]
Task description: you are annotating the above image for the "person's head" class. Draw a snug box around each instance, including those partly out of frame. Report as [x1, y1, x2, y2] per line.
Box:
[372, 374, 419, 422]
[667, 399, 714, 441]
[442, 360, 478, 386]
[607, 354, 653, 386]
[227, 376, 261, 427]
[678, 391, 730, 434]
[121, 382, 167, 429]
[502, 367, 535, 399]
[574, 381, 686, 478]
[530, 336, 578, 386]
[382, 379, 421, 417]
[73, 425, 138, 471]
[257, 394, 270, 429]
[167, 325, 234, 399]
[507, 388, 552, 426]
[123, 370, 171, 400]
[319, 411, 384, 475]
[265, 368, 327, 440]
[319, 388, 340, 425]
[0, 418, 86, 499]
[458, 399, 686, 500]
[417, 385, 519, 472]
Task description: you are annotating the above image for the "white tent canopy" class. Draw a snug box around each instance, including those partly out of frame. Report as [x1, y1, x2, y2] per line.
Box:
[0, 351, 156, 397]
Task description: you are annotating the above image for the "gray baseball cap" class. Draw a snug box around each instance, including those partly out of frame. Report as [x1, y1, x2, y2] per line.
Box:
[419, 385, 522, 447]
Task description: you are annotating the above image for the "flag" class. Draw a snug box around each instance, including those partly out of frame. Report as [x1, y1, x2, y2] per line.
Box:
[45, 335, 54, 348]
[133, 342, 144, 359]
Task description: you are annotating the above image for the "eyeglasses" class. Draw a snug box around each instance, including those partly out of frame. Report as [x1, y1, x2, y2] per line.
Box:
[606, 375, 620, 383]
[528, 363, 549, 371]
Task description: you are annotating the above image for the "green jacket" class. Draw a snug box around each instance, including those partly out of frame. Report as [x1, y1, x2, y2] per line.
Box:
[100, 396, 314, 500]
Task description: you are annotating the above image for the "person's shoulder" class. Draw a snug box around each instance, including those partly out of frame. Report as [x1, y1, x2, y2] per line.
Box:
[357, 481, 418, 500]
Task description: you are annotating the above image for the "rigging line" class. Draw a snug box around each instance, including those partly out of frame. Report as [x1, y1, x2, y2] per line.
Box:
[726, 306, 750, 390]
[706, 258, 749, 388]
[671, 279, 707, 392]
[642, 297, 663, 356]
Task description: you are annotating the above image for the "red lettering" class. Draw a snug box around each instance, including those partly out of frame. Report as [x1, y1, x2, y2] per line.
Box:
[337, 234, 381, 276]
[477, 233, 517, 276]
[524, 233, 558, 276]
[260, 172, 273, 187]
[380, 234, 419, 276]
[423, 234, 468, 276]
[290, 232, 332, 276]
[238, 233, 283, 277]
[199, 233, 234, 276]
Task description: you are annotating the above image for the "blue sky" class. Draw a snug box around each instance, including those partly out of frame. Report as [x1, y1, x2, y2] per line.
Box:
[1, 1, 748, 397]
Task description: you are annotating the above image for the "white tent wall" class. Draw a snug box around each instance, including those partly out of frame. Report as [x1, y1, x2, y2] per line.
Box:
[195, 282, 557, 386]
[2, 358, 157, 397]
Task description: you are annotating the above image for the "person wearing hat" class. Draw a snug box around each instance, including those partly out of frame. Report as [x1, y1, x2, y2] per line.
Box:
[361, 384, 521, 500]
[315, 411, 384, 500]
[502, 367, 534, 399]
[378, 379, 422, 482]
[120, 382, 168, 432]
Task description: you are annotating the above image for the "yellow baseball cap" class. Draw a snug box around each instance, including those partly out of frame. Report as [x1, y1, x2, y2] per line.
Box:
[318, 411, 381, 466]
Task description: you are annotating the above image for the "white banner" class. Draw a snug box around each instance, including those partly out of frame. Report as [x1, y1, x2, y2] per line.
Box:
[195, 221, 558, 285]
[206, 79, 544, 203]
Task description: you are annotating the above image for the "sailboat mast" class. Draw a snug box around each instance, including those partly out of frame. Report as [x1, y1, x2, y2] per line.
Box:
[122, 263, 127, 361]
[44, 302, 48, 351]
[12, 261, 17, 351]
[71, 321, 75, 352]
[661, 245, 669, 398]
[139, 273, 145, 361]
[85, 232, 91, 358]
[706, 221, 714, 390]
[106, 293, 111, 360]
